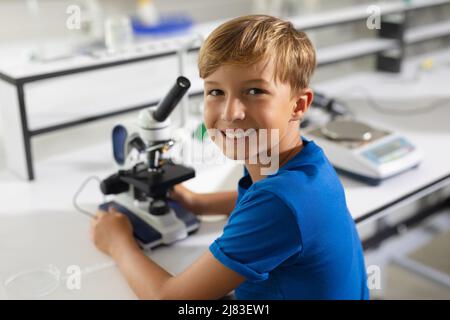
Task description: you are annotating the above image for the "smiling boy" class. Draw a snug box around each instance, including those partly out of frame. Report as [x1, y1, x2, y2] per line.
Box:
[91, 15, 369, 300]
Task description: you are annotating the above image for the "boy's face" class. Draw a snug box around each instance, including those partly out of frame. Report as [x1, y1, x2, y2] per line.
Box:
[203, 59, 310, 161]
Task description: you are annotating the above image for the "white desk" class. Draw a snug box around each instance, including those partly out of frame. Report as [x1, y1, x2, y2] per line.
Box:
[1, 48, 449, 299]
[0, 142, 241, 299]
[315, 47, 450, 223]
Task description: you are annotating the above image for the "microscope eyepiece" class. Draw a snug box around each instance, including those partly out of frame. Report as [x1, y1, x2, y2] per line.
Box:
[177, 76, 190, 88]
[152, 76, 191, 122]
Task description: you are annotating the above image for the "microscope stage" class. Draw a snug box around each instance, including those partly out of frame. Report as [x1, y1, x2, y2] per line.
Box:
[121, 162, 195, 196]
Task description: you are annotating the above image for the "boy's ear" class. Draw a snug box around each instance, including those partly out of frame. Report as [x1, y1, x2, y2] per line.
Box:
[290, 88, 314, 122]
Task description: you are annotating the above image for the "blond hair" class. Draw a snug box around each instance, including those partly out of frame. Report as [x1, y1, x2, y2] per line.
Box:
[198, 15, 316, 92]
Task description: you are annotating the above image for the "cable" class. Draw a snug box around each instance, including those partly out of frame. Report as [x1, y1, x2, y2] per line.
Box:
[336, 86, 450, 116]
[73, 175, 104, 219]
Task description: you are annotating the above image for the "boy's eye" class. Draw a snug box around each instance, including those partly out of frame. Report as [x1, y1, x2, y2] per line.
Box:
[208, 89, 224, 96]
[247, 88, 266, 95]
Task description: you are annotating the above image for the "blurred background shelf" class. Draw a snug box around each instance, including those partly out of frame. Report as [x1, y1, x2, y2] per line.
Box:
[405, 20, 450, 44]
[1, 0, 450, 180]
[317, 38, 398, 66]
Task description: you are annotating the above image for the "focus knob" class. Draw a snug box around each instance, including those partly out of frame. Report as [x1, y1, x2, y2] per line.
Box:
[150, 199, 169, 216]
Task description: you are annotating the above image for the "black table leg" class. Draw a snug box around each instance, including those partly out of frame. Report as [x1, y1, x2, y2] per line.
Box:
[16, 83, 34, 180]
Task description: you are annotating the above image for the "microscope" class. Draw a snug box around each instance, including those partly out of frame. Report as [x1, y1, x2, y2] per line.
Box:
[98, 76, 200, 250]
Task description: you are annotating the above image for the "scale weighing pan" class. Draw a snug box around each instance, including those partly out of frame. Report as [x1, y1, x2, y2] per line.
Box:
[321, 119, 374, 142]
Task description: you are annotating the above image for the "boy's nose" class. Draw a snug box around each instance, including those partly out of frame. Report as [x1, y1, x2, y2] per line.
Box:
[222, 97, 245, 122]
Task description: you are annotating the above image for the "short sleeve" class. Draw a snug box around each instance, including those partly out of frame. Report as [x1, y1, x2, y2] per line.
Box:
[209, 190, 302, 281]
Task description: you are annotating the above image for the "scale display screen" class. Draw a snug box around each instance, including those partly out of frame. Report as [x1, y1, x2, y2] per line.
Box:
[362, 137, 415, 164]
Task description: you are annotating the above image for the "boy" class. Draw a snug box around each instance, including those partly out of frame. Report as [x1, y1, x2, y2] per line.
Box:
[91, 15, 369, 300]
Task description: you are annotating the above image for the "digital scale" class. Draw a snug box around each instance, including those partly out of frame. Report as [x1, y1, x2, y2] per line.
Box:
[305, 118, 422, 185]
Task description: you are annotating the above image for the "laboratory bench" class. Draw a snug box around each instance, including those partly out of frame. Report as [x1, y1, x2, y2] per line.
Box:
[1, 47, 450, 298]
[1, 26, 450, 300]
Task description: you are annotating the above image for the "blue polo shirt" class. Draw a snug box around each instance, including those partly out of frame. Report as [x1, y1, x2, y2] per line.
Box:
[209, 138, 369, 300]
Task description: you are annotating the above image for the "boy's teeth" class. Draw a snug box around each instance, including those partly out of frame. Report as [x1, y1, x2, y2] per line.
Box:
[225, 131, 244, 139]
[223, 129, 255, 139]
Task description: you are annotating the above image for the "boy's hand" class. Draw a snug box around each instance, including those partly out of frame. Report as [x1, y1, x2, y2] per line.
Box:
[90, 207, 139, 258]
[167, 184, 200, 214]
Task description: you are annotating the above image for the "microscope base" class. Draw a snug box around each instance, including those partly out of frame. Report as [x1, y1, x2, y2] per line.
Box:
[99, 199, 200, 250]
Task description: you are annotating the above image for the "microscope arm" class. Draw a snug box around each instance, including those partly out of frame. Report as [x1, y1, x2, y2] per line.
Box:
[111, 76, 191, 167]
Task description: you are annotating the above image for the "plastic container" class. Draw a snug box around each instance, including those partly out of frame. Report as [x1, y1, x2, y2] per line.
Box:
[132, 15, 193, 37]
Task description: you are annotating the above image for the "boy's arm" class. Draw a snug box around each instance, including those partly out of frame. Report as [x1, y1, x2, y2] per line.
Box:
[195, 191, 238, 216]
[91, 208, 244, 300]
[169, 184, 237, 216]
[113, 244, 244, 300]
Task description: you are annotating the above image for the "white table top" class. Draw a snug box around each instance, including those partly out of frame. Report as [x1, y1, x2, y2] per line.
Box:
[315, 48, 450, 221]
[1, 48, 449, 299]
[0, 141, 240, 299]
